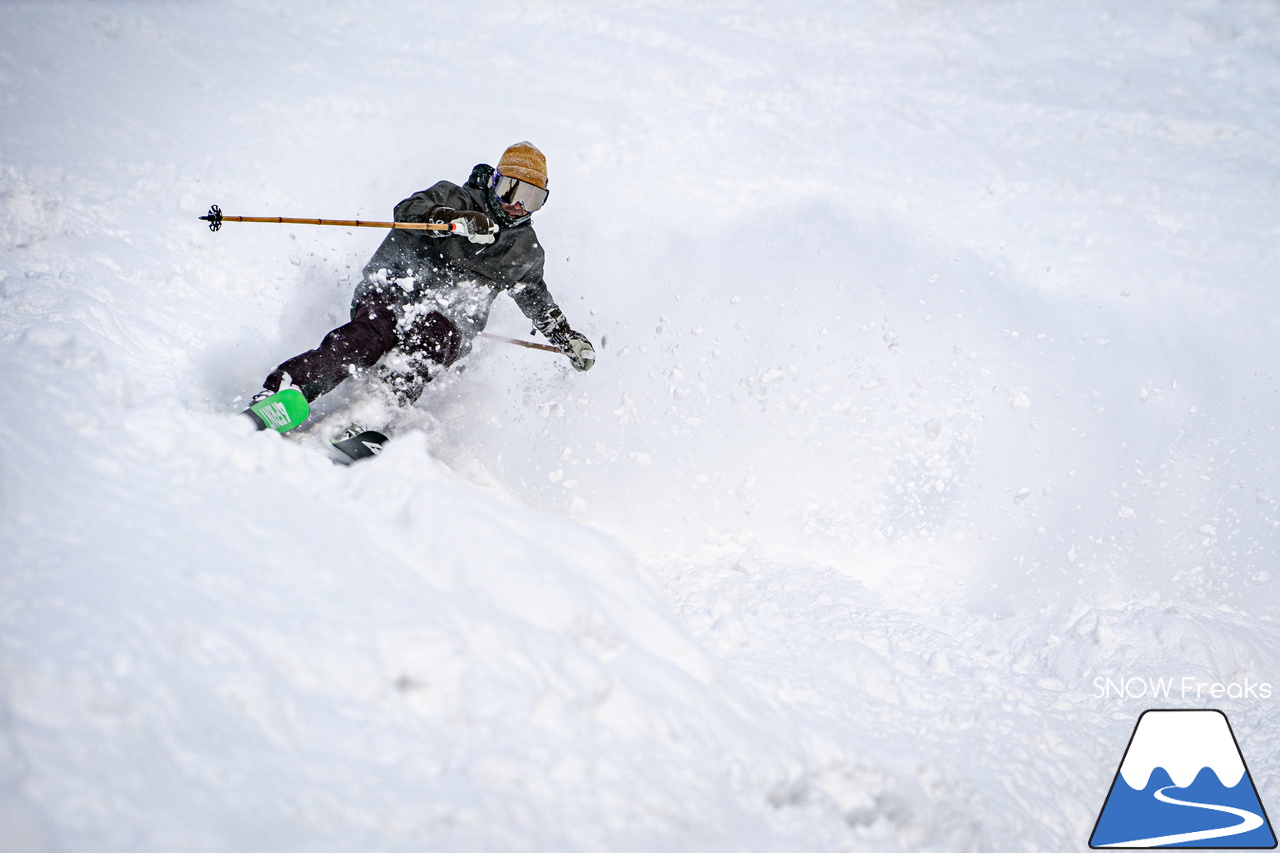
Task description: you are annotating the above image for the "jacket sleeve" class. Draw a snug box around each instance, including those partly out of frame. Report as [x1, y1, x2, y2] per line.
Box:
[500, 230, 569, 335]
[511, 278, 572, 339]
[393, 181, 472, 222]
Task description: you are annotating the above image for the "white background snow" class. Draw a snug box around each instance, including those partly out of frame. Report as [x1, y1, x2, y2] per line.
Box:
[2, 1, 1279, 850]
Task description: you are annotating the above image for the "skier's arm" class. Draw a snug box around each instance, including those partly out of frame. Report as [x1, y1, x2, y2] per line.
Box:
[512, 280, 596, 372]
[393, 184, 497, 244]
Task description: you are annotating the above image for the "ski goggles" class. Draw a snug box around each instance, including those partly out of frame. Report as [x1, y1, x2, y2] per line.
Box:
[491, 171, 549, 213]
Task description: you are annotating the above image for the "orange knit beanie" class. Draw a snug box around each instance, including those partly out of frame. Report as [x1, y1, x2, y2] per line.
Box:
[497, 142, 548, 189]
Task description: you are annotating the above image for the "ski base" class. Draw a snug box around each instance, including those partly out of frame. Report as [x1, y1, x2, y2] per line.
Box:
[332, 429, 389, 462]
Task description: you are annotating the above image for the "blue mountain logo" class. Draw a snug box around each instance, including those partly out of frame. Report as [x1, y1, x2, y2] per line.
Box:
[1091, 709, 1276, 848]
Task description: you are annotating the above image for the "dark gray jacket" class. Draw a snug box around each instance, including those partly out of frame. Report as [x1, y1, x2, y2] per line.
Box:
[354, 164, 566, 357]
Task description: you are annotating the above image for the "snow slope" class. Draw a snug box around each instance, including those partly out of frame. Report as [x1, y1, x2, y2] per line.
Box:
[2, 2, 1279, 851]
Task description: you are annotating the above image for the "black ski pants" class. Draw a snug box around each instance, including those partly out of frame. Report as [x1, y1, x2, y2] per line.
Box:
[265, 292, 462, 404]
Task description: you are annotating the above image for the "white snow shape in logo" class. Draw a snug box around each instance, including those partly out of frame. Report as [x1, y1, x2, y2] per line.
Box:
[1118, 710, 1245, 790]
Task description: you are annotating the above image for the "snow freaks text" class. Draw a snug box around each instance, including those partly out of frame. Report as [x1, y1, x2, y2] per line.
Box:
[1093, 676, 1274, 702]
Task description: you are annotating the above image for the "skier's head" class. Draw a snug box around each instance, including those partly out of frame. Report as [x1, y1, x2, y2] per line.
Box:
[491, 142, 548, 219]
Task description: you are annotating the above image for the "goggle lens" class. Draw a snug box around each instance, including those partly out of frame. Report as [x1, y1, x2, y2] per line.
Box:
[492, 172, 549, 213]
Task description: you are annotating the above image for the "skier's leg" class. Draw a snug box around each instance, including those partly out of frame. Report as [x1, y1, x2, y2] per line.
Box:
[377, 310, 463, 406]
[262, 294, 399, 402]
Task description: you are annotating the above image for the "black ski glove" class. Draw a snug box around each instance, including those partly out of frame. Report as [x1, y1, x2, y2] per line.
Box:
[549, 327, 596, 371]
[561, 329, 596, 372]
[535, 308, 595, 372]
[424, 205, 497, 244]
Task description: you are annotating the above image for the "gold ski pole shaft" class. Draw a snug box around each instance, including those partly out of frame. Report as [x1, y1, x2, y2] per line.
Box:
[200, 204, 451, 233]
[480, 332, 562, 354]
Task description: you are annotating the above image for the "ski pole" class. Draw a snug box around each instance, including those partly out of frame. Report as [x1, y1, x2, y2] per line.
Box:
[480, 332, 561, 354]
[199, 204, 452, 233]
[201, 205, 559, 354]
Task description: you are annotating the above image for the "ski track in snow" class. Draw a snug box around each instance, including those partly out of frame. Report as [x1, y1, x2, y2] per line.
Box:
[1, 2, 1279, 851]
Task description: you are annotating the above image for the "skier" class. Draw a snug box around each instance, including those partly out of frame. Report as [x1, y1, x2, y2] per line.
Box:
[247, 141, 595, 435]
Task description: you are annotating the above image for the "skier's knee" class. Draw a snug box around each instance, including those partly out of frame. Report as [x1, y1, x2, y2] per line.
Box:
[406, 311, 463, 367]
[351, 292, 400, 351]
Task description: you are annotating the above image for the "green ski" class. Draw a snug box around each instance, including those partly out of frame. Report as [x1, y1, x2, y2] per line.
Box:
[244, 388, 310, 433]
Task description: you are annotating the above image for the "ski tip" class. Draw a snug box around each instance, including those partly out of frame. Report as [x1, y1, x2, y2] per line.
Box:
[245, 388, 310, 433]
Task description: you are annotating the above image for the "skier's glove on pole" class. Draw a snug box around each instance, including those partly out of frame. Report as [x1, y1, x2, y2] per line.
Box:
[555, 329, 596, 372]
[564, 332, 596, 371]
[424, 206, 498, 244]
[535, 309, 595, 372]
